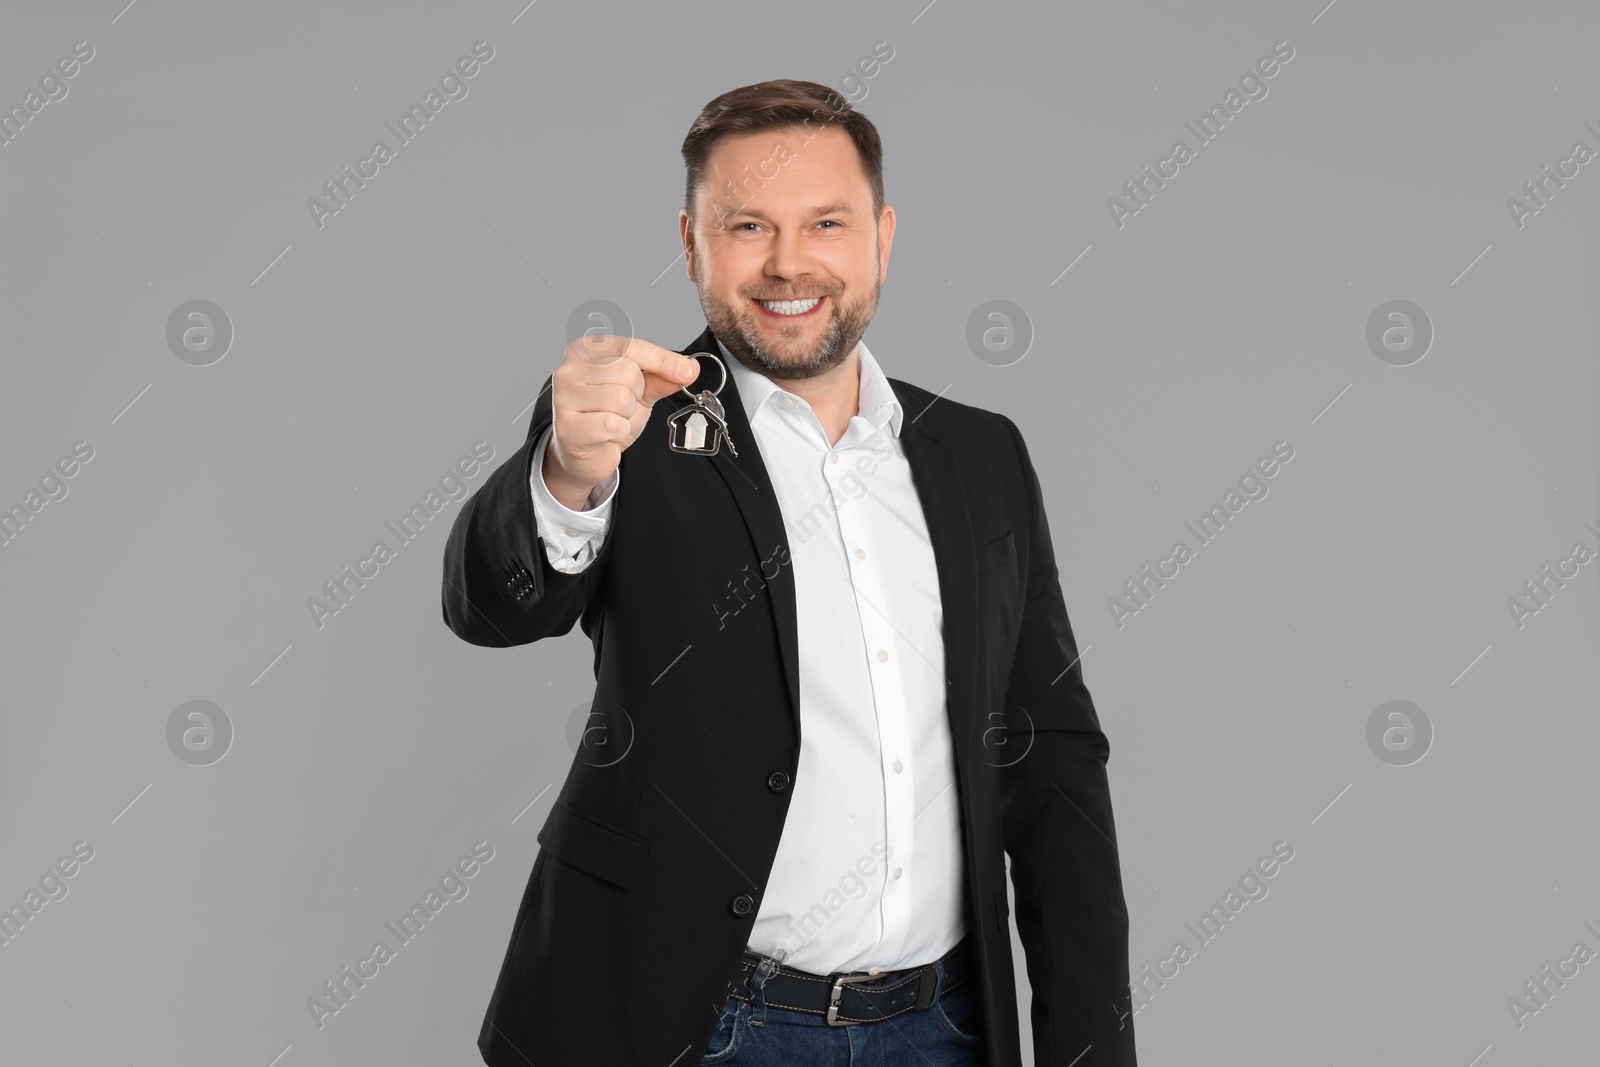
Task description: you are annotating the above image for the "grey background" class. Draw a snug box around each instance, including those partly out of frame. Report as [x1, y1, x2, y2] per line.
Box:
[3, 0, 1597, 1064]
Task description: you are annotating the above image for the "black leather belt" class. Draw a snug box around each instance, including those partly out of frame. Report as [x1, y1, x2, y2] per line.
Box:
[730, 934, 973, 1026]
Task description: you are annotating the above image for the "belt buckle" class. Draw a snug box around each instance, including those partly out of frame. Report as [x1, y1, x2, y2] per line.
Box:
[825, 971, 881, 1027]
[824, 965, 937, 1026]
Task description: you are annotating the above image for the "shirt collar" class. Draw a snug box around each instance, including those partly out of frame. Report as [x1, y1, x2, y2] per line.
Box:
[715, 335, 903, 439]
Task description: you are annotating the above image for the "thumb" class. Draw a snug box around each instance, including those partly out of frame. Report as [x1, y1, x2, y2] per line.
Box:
[640, 354, 702, 406]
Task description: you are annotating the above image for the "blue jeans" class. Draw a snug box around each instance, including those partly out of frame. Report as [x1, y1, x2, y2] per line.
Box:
[699, 951, 987, 1066]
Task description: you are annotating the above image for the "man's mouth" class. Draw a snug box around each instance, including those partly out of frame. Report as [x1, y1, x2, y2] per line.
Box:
[753, 296, 825, 318]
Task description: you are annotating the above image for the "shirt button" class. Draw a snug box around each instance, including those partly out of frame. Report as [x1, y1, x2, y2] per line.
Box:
[564, 527, 579, 537]
[876, 650, 888, 662]
[893, 760, 903, 773]
[893, 867, 903, 880]
[829, 453, 839, 464]
[854, 548, 866, 560]
[781, 396, 794, 408]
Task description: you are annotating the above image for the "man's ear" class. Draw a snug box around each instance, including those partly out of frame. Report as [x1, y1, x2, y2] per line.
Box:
[680, 209, 696, 282]
[876, 204, 896, 283]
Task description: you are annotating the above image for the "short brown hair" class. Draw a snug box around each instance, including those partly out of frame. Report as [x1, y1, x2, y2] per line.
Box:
[681, 79, 884, 224]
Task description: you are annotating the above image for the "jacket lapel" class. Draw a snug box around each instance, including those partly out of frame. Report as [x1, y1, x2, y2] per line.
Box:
[892, 386, 979, 758]
[668, 327, 804, 733]
[666, 326, 979, 755]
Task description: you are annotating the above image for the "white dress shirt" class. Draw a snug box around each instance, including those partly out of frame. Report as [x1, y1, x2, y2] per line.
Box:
[528, 338, 967, 974]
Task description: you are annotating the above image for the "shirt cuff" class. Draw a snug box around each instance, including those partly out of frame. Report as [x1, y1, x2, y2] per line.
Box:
[529, 427, 617, 574]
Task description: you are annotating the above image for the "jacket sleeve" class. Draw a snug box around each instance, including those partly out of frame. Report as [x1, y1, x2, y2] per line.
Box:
[996, 414, 1137, 1066]
[440, 372, 619, 647]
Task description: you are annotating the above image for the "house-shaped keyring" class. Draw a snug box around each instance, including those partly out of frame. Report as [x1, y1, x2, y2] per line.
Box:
[666, 402, 725, 456]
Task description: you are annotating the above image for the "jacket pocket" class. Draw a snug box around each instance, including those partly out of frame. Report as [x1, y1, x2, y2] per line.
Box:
[975, 529, 1016, 573]
[536, 797, 649, 890]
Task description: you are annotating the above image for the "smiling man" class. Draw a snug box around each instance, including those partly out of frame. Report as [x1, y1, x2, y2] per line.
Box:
[443, 79, 1137, 1067]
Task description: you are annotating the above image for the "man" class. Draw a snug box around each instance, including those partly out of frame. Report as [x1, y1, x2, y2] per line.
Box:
[442, 79, 1137, 1067]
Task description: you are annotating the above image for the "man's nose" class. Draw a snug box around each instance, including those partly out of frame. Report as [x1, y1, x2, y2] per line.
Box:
[766, 227, 815, 279]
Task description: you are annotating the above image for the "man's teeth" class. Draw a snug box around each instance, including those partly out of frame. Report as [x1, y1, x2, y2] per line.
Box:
[757, 297, 822, 315]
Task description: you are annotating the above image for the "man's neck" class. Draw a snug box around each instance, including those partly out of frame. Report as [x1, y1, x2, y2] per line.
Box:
[773, 347, 861, 447]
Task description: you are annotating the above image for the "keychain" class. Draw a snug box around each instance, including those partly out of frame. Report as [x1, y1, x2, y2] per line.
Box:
[666, 351, 739, 458]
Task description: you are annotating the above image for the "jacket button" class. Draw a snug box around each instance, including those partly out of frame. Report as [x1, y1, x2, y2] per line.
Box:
[767, 771, 789, 792]
[731, 895, 754, 917]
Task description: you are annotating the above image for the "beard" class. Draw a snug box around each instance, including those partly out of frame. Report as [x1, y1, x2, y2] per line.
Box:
[695, 261, 881, 382]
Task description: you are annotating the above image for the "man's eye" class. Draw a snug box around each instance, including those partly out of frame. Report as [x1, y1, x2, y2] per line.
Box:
[735, 222, 760, 232]
[818, 220, 840, 229]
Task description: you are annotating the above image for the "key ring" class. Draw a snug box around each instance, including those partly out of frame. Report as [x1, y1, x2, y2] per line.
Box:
[679, 351, 727, 400]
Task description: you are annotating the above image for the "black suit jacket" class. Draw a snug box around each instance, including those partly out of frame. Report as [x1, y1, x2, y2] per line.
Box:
[441, 324, 1137, 1066]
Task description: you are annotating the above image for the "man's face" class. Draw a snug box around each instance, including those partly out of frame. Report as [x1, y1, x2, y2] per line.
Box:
[681, 125, 895, 381]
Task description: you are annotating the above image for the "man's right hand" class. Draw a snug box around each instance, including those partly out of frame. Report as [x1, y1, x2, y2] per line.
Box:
[541, 334, 702, 511]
